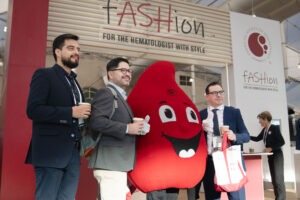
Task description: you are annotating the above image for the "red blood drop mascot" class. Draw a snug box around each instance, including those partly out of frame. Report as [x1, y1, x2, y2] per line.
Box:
[127, 61, 207, 193]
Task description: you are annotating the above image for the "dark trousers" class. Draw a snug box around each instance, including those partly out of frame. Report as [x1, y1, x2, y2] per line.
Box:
[268, 150, 286, 200]
[147, 188, 179, 200]
[186, 187, 197, 200]
[199, 156, 246, 200]
[34, 148, 80, 200]
[194, 180, 202, 199]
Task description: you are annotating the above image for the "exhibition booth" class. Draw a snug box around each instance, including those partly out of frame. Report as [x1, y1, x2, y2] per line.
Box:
[0, 0, 293, 199]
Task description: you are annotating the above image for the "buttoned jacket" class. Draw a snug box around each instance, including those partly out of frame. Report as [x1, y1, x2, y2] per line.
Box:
[25, 64, 84, 168]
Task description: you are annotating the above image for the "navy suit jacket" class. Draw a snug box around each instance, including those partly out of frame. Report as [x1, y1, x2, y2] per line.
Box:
[200, 106, 250, 146]
[25, 64, 84, 168]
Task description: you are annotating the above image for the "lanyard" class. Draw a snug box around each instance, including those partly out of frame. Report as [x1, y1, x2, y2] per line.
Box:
[65, 76, 82, 105]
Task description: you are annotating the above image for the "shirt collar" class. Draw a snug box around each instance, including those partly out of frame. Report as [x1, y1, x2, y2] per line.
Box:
[208, 104, 224, 111]
[107, 82, 127, 99]
[55, 64, 77, 79]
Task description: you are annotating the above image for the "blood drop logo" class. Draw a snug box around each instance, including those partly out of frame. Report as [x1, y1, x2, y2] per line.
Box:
[244, 28, 271, 61]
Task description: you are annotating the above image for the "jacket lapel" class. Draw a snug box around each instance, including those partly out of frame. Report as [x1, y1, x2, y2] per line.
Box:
[53, 65, 75, 105]
[223, 106, 229, 125]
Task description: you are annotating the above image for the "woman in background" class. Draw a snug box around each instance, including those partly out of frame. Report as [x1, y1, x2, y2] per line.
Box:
[250, 111, 286, 200]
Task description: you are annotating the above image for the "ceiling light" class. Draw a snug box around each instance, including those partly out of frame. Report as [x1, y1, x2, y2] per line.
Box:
[3, 26, 7, 32]
[189, 78, 194, 82]
[251, 0, 256, 18]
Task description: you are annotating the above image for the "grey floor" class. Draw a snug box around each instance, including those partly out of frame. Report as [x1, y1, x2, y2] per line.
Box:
[130, 188, 299, 200]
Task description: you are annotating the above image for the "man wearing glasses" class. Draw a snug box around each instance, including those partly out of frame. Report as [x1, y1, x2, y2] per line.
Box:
[88, 57, 148, 200]
[195, 81, 250, 200]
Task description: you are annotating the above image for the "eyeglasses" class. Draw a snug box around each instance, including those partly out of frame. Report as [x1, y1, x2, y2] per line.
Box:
[110, 68, 133, 74]
[207, 90, 224, 96]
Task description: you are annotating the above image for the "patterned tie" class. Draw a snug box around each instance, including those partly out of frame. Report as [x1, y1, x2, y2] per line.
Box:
[212, 109, 220, 136]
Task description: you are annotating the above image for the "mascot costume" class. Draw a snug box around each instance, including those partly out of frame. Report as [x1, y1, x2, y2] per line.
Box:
[127, 61, 207, 198]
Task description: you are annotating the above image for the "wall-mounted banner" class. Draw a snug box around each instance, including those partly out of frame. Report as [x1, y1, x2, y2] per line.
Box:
[231, 12, 286, 94]
[48, 0, 232, 65]
[230, 12, 291, 183]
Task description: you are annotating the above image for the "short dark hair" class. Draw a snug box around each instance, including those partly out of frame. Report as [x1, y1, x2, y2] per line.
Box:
[52, 34, 79, 61]
[106, 57, 129, 72]
[257, 111, 272, 122]
[205, 81, 222, 94]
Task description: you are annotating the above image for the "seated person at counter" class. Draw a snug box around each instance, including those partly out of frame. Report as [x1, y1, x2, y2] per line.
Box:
[250, 111, 286, 200]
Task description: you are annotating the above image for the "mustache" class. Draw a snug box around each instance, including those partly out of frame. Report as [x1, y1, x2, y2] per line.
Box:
[123, 75, 131, 79]
[71, 54, 79, 59]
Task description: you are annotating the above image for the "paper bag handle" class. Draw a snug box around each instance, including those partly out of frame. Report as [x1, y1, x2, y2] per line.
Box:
[221, 132, 230, 151]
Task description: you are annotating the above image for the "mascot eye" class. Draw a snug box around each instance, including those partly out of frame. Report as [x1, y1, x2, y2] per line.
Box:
[159, 105, 176, 123]
[186, 107, 199, 123]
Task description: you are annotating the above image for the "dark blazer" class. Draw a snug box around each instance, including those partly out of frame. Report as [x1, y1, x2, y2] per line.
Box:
[200, 106, 250, 145]
[25, 64, 83, 168]
[251, 124, 285, 152]
[88, 84, 135, 171]
[296, 119, 300, 150]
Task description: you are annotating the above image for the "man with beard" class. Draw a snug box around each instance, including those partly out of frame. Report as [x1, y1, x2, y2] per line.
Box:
[88, 57, 148, 200]
[25, 33, 91, 200]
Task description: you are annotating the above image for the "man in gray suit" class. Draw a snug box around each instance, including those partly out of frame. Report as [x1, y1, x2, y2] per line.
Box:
[88, 57, 148, 200]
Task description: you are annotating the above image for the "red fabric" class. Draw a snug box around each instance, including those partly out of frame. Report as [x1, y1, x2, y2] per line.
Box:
[127, 61, 207, 192]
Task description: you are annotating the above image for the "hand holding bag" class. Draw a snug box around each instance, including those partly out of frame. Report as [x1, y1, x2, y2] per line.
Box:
[212, 132, 248, 192]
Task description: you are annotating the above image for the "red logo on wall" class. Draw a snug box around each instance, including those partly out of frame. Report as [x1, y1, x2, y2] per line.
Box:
[248, 32, 268, 57]
[244, 28, 271, 61]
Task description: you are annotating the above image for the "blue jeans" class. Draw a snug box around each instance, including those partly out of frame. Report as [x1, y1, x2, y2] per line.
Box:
[34, 148, 80, 200]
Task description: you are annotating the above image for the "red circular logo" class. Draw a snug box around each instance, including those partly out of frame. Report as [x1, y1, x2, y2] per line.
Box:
[245, 29, 271, 61]
[248, 32, 269, 57]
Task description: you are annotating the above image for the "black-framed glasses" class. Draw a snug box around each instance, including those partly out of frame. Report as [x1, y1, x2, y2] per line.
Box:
[110, 68, 133, 74]
[207, 90, 225, 96]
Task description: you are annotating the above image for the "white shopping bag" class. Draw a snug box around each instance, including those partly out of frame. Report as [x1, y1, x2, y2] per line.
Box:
[212, 133, 248, 192]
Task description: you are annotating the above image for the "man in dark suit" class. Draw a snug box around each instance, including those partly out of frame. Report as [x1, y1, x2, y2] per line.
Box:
[88, 57, 149, 200]
[195, 81, 250, 200]
[26, 34, 91, 200]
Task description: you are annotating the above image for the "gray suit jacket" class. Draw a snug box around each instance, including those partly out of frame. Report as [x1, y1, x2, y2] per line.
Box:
[88, 84, 135, 171]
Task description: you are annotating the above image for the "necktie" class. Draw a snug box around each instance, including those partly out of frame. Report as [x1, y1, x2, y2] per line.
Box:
[67, 75, 80, 105]
[212, 109, 220, 136]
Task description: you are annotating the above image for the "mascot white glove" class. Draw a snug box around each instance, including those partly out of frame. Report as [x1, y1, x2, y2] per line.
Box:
[142, 115, 150, 135]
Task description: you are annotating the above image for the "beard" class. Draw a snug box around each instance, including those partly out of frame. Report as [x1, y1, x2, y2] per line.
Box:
[62, 55, 79, 69]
